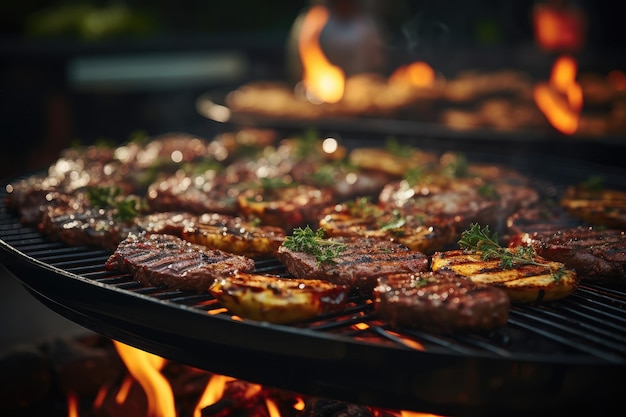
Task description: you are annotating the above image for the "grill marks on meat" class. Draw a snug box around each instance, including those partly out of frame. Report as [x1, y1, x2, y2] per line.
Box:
[509, 227, 626, 283]
[374, 270, 510, 332]
[431, 249, 579, 303]
[277, 237, 429, 295]
[105, 233, 255, 292]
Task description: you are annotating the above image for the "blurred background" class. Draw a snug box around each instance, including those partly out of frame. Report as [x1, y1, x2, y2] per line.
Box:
[1, 0, 625, 181]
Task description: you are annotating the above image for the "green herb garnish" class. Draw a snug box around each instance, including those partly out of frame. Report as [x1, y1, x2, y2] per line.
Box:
[86, 186, 144, 222]
[458, 223, 564, 280]
[283, 226, 345, 265]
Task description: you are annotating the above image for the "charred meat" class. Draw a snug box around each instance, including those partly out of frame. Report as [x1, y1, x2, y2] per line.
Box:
[277, 227, 429, 295]
[105, 233, 255, 292]
[373, 270, 510, 333]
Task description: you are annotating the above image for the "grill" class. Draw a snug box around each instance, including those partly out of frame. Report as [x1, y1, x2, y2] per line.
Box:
[1, 161, 625, 416]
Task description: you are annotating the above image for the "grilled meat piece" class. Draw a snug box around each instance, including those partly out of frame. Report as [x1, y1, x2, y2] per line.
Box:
[431, 249, 579, 303]
[39, 206, 143, 251]
[105, 233, 255, 292]
[374, 270, 510, 333]
[209, 272, 349, 324]
[146, 171, 246, 215]
[318, 198, 458, 254]
[182, 213, 285, 258]
[508, 227, 626, 283]
[506, 200, 583, 237]
[560, 185, 626, 229]
[277, 236, 429, 295]
[348, 146, 438, 177]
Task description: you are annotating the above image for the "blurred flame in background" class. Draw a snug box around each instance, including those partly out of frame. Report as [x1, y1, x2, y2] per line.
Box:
[534, 55, 582, 135]
[298, 5, 346, 104]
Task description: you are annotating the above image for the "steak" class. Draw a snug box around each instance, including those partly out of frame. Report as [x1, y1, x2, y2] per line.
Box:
[508, 227, 626, 283]
[105, 233, 256, 292]
[276, 236, 429, 295]
[373, 270, 510, 333]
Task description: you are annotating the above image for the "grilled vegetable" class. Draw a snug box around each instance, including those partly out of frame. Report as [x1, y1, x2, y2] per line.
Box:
[209, 272, 349, 324]
[431, 224, 579, 302]
[181, 213, 285, 258]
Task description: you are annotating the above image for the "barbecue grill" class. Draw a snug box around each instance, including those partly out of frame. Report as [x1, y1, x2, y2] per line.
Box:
[1, 144, 625, 416]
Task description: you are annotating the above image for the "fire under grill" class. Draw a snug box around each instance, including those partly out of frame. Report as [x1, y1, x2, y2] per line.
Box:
[0, 179, 625, 417]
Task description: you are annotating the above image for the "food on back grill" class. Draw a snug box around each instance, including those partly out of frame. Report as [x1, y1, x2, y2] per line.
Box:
[237, 182, 334, 230]
[560, 182, 626, 229]
[276, 227, 430, 295]
[508, 227, 626, 283]
[431, 249, 578, 303]
[181, 213, 286, 258]
[373, 270, 510, 333]
[318, 197, 458, 255]
[104, 233, 256, 292]
[209, 272, 349, 324]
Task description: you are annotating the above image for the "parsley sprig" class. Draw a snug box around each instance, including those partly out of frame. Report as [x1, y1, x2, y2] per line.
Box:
[283, 226, 345, 265]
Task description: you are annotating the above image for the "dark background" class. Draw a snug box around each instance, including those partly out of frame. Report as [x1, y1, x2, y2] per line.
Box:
[1, 0, 625, 181]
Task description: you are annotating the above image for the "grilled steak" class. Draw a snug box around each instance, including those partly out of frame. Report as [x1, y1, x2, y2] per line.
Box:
[373, 270, 510, 333]
[146, 171, 246, 215]
[506, 200, 583, 237]
[182, 213, 285, 258]
[277, 235, 429, 295]
[209, 272, 349, 324]
[39, 206, 143, 251]
[431, 249, 579, 303]
[508, 227, 626, 283]
[105, 233, 255, 292]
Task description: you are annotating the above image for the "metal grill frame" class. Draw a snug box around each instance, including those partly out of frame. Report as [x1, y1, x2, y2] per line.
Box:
[1, 186, 625, 416]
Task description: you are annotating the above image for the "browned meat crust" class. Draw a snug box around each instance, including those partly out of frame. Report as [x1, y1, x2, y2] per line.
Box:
[509, 227, 626, 283]
[276, 237, 429, 295]
[374, 270, 510, 332]
[104, 233, 255, 292]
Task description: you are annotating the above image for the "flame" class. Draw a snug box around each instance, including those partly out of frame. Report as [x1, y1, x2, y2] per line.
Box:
[67, 391, 79, 417]
[113, 341, 176, 417]
[389, 62, 436, 88]
[533, 3, 585, 51]
[534, 55, 582, 135]
[266, 398, 281, 417]
[298, 5, 345, 103]
[194, 374, 234, 417]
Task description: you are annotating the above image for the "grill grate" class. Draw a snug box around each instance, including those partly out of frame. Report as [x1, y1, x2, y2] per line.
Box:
[2, 203, 625, 364]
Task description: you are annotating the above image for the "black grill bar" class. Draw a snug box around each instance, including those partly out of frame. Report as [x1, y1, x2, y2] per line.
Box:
[1, 203, 626, 366]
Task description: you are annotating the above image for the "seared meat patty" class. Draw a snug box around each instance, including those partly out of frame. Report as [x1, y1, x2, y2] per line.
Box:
[374, 270, 510, 333]
[506, 200, 583, 237]
[509, 227, 626, 283]
[277, 236, 429, 295]
[105, 233, 255, 292]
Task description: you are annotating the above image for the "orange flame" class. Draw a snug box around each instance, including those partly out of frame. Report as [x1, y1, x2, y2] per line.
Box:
[533, 3, 585, 51]
[534, 55, 582, 135]
[389, 62, 436, 88]
[298, 5, 345, 103]
[194, 374, 234, 417]
[113, 341, 176, 417]
[67, 391, 79, 417]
